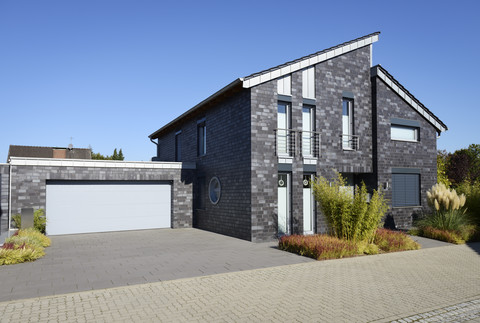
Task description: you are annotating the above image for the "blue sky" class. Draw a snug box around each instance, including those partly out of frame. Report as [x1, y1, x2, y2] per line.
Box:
[0, 0, 478, 162]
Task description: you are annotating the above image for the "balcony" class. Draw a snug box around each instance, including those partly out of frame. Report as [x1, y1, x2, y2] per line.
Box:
[341, 134, 359, 150]
[274, 129, 320, 158]
[300, 131, 320, 158]
[274, 129, 296, 157]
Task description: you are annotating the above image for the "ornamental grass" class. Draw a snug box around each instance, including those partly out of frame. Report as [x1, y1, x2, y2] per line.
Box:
[374, 228, 420, 252]
[278, 234, 358, 260]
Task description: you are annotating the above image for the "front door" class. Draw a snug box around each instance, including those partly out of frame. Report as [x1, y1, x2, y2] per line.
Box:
[277, 173, 291, 236]
[303, 174, 315, 234]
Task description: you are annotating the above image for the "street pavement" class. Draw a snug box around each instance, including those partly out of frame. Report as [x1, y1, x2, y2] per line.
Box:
[0, 234, 478, 322]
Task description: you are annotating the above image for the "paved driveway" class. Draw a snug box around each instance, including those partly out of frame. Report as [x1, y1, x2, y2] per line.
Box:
[0, 241, 478, 322]
[0, 228, 313, 302]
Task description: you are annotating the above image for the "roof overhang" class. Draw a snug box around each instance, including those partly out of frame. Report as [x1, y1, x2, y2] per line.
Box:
[371, 65, 447, 133]
[241, 32, 380, 88]
[149, 79, 243, 139]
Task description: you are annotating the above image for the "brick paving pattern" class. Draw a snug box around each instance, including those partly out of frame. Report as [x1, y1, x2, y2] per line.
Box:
[0, 243, 478, 322]
[391, 298, 480, 323]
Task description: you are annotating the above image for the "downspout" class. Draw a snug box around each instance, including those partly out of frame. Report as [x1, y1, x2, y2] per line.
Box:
[8, 161, 12, 232]
[150, 138, 159, 160]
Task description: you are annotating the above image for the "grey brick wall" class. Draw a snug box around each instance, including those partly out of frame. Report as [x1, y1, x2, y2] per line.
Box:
[10, 164, 194, 230]
[156, 89, 253, 241]
[250, 45, 374, 242]
[0, 164, 9, 233]
[373, 77, 437, 229]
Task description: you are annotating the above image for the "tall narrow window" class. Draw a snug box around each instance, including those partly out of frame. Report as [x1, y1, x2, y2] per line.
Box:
[277, 75, 291, 96]
[277, 101, 291, 156]
[302, 67, 315, 99]
[302, 105, 315, 156]
[197, 119, 206, 156]
[175, 130, 182, 162]
[342, 98, 354, 149]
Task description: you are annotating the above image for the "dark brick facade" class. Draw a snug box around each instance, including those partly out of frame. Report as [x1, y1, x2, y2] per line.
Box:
[8, 161, 194, 229]
[152, 40, 443, 242]
[156, 90, 253, 240]
[0, 164, 9, 234]
[373, 77, 437, 229]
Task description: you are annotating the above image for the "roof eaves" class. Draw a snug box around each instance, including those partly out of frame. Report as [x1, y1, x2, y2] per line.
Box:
[371, 65, 448, 133]
[149, 78, 243, 139]
[242, 32, 381, 88]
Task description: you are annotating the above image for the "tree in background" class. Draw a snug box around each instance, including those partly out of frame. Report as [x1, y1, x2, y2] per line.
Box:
[91, 148, 125, 161]
[437, 150, 451, 187]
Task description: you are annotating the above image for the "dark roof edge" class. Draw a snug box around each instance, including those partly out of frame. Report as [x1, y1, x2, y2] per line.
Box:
[243, 31, 381, 81]
[371, 64, 448, 132]
[149, 78, 243, 139]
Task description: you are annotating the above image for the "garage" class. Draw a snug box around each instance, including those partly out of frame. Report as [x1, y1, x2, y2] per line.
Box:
[46, 181, 172, 235]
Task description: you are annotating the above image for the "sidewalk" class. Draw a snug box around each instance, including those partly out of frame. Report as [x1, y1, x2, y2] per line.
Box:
[0, 242, 478, 322]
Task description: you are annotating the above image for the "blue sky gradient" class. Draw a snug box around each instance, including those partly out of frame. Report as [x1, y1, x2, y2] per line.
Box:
[1, 1, 478, 161]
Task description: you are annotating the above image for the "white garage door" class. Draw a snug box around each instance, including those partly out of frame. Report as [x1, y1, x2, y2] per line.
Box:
[46, 181, 171, 235]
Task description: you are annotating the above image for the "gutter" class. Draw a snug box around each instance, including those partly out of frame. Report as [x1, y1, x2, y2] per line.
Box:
[149, 78, 243, 139]
[8, 161, 12, 232]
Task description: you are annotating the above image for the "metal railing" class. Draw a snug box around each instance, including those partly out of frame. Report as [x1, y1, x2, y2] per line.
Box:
[274, 129, 296, 157]
[341, 134, 359, 150]
[300, 131, 320, 158]
[274, 129, 321, 158]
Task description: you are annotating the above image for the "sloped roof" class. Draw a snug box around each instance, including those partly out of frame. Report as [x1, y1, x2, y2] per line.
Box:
[242, 32, 380, 88]
[371, 65, 447, 133]
[7, 145, 92, 162]
[150, 32, 380, 138]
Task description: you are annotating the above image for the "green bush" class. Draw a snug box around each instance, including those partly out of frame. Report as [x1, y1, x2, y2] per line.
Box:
[11, 209, 46, 234]
[418, 226, 464, 244]
[374, 228, 420, 252]
[278, 234, 359, 260]
[456, 181, 480, 227]
[311, 172, 388, 243]
[0, 228, 50, 265]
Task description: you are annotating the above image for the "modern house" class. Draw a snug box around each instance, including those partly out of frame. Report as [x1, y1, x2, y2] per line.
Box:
[149, 32, 447, 242]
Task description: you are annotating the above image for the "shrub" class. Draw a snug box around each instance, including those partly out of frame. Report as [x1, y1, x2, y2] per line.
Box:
[374, 228, 420, 252]
[456, 181, 480, 227]
[11, 209, 47, 233]
[418, 226, 465, 244]
[5, 228, 51, 248]
[0, 247, 45, 265]
[0, 228, 50, 265]
[311, 172, 388, 243]
[279, 234, 359, 260]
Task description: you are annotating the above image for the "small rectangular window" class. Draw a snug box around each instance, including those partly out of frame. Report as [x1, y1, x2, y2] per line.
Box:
[391, 125, 419, 142]
[197, 120, 206, 156]
[277, 75, 291, 96]
[175, 131, 181, 162]
[392, 173, 420, 207]
[302, 67, 315, 99]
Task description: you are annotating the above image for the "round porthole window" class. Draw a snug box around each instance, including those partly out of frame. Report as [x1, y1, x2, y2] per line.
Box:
[209, 177, 221, 205]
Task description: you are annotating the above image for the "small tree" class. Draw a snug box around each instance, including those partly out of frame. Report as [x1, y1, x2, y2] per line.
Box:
[118, 149, 124, 161]
[437, 150, 451, 187]
[312, 172, 388, 243]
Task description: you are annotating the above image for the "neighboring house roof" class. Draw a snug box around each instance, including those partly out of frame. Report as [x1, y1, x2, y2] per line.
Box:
[371, 65, 447, 133]
[7, 145, 92, 162]
[150, 32, 381, 139]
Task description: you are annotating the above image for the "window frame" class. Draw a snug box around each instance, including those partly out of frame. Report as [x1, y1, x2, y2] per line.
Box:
[392, 172, 421, 207]
[197, 119, 206, 157]
[174, 130, 182, 162]
[302, 67, 315, 99]
[342, 98, 354, 150]
[391, 124, 420, 142]
[302, 104, 316, 157]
